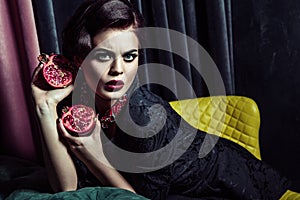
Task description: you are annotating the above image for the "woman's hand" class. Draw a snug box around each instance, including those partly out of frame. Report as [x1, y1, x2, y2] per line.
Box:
[31, 64, 74, 116]
[58, 118, 108, 165]
[58, 119, 135, 193]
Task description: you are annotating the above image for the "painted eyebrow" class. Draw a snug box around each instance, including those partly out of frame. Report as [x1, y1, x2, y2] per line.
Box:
[122, 49, 138, 56]
[93, 48, 138, 57]
[94, 48, 114, 54]
[93, 48, 115, 59]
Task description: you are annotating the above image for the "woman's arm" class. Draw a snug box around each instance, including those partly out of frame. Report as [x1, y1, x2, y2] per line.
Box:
[32, 65, 77, 192]
[82, 143, 136, 193]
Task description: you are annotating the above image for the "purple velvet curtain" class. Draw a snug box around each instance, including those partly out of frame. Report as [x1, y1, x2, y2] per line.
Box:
[0, 1, 40, 161]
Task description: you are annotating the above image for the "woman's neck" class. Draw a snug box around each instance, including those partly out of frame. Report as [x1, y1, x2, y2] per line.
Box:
[95, 94, 117, 115]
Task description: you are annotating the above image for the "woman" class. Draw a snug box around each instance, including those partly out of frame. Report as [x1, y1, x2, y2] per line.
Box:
[31, 0, 289, 199]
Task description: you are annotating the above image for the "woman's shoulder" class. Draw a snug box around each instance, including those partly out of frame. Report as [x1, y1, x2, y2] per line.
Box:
[128, 86, 168, 107]
[121, 86, 185, 135]
[114, 86, 184, 153]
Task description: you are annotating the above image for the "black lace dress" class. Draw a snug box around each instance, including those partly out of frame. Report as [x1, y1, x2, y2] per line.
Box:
[74, 86, 290, 200]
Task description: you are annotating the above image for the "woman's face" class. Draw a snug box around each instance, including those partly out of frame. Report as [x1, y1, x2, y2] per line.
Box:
[81, 28, 139, 102]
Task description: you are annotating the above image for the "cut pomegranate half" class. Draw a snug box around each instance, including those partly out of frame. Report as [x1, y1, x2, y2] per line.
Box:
[62, 104, 96, 136]
[37, 53, 74, 88]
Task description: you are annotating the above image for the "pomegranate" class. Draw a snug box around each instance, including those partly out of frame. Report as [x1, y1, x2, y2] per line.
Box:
[37, 53, 74, 88]
[62, 104, 96, 136]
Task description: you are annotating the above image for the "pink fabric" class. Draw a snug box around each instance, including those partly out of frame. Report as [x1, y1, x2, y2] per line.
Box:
[0, 1, 40, 161]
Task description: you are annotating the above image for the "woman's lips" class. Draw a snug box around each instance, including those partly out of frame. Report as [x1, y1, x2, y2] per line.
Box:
[105, 80, 124, 91]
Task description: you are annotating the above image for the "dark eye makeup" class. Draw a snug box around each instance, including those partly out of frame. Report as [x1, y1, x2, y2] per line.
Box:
[94, 49, 115, 62]
[123, 51, 138, 62]
[93, 48, 138, 63]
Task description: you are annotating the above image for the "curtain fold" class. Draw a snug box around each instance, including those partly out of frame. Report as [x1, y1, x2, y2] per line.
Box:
[32, 0, 86, 54]
[131, 0, 234, 99]
[32, 0, 60, 54]
[0, 0, 40, 161]
[205, 0, 235, 94]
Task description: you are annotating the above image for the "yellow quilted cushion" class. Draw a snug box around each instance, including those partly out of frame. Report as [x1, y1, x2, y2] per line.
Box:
[169, 96, 261, 160]
[169, 96, 300, 199]
[280, 190, 300, 200]
[169, 96, 300, 200]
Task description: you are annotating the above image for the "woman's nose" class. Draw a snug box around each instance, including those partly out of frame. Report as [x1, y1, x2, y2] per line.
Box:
[109, 57, 124, 76]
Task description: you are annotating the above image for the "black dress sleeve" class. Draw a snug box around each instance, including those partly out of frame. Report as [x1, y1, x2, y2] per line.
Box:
[167, 134, 290, 199]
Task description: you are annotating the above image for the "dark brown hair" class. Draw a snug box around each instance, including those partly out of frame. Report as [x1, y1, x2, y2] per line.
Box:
[62, 0, 144, 63]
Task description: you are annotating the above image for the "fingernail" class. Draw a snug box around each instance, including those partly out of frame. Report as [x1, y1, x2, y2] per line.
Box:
[94, 115, 98, 122]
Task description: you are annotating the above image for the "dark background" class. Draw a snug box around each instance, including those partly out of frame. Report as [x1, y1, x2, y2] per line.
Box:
[232, 1, 300, 191]
[32, 0, 300, 191]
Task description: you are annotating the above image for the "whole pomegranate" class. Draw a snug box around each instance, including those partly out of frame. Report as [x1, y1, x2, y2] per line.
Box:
[62, 104, 96, 136]
[37, 53, 74, 88]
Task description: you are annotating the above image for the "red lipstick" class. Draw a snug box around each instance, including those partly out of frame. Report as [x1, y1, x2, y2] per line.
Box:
[105, 80, 124, 91]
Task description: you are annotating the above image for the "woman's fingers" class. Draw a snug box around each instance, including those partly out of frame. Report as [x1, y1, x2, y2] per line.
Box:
[53, 85, 74, 101]
[31, 64, 43, 91]
[57, 118, 81, 145]
[58, 118, 72, 139]
[93, 117, 101, 136]
[32, 63, 43, 82]
[58, 116, 101, 145]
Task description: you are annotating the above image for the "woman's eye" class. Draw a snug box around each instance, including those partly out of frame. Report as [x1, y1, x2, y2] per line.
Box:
[123, 54, 138, 62]
[96, 53, 112, 62]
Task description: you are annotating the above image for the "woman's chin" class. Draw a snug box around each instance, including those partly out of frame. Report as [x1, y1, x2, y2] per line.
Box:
[96, 90, 126, 102]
